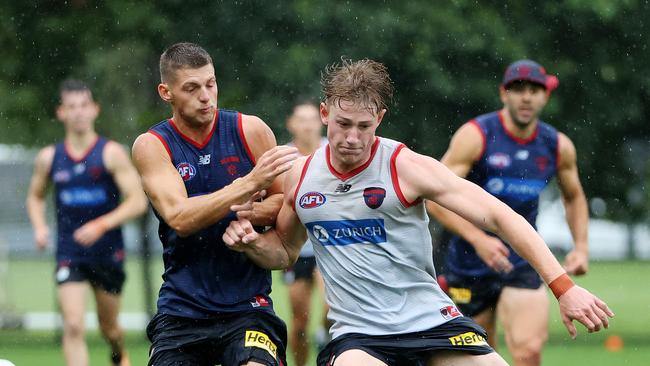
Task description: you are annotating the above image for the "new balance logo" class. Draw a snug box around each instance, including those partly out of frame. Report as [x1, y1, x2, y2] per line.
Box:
[198, 154, 211, 165]
[335, 183, 352, 193]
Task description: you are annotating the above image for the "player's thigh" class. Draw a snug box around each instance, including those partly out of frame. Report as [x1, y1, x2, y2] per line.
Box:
[497, 286, 549, 346]
[93, 286, 121, 327]
[58, 281, 89, 323]
[333, 349, 389, 366]
[472, 307, 498, 347]
[427, 351, 508, 366]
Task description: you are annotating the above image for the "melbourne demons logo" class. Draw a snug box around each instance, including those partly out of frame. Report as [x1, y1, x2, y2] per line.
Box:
[363, 187, 386, 209]
[176, 162, 196, 181]
[299, 192, 326, 208]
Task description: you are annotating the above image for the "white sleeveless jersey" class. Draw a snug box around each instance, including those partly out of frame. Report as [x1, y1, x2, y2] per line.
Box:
[294, 137, 459, 339]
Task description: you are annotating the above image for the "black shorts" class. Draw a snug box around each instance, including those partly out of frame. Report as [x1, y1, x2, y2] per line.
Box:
[282, 256, 317, 284]
[446, 263, 543, 317]
[55, 260, 125, 294]
[147, 310, 288, 366]
[317, 317, 493, 366]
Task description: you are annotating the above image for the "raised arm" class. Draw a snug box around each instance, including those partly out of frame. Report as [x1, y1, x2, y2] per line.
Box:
[425, 122, 514, 272]
[73, 142, 149, 246]
[26, 146, 55, 251]
[132, 116, 296, 237]
[397, 147, 613, 337]
[222, 156, 309, 269]
[556, 133, 589, 275]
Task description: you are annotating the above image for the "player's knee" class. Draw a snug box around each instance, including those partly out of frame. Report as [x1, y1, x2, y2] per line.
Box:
[63, 319, 85, 339]
[510, 337, 545, 365]
[98, 318, 121, 341]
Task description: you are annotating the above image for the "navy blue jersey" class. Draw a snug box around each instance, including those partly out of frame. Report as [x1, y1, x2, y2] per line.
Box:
[446, 111, 559, 277]
[50, 137, 124, 264]
[148, 109, 275, 318]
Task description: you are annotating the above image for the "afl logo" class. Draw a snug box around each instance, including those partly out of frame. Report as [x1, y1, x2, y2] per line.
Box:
[487, 153, 511, 169]
[299, 192, 326, 209]
[176, 162, 196, 181]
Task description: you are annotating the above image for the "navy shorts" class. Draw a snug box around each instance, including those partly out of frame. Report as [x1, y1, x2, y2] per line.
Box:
[147, 310, 288, 366]
[446, 263, 543, 317]
[55, 260, 125, 294]
[317, 317, 493, 366]
[282, 256, 317, 284]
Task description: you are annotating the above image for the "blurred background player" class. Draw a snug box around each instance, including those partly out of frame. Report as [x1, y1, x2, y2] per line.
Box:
[427, 59, 589, 366]
[283, 99, 331, 366]
[26, 79, 148, 366]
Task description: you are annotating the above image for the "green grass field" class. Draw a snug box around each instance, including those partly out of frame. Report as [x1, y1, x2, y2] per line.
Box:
[1, 258, 649, 365]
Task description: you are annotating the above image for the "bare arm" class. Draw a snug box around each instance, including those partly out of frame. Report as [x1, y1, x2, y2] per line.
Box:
[73, 142, 149, 246]
[556, 133, 589, 275]
[26, 146, 55, 250]
[132, 115, 296, 237]
[223, 157, 309, 269]
[425, 122, 514, 272]
[398, 147, 613, 337]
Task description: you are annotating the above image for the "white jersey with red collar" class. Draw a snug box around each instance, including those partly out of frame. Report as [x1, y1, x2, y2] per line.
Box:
[294, 137, 458, 339]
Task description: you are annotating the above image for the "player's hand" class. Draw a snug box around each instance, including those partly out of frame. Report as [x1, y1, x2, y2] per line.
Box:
[558, 285, 614, 339]
[34, 226, 50, 251]
[223, 218, 259, 253]
[230, 190, 266, 221]
[245, 146, 297, 190]
[473, 235, 513, 273]
[563, 249, 589, 276]
[73, 218, 108, 247]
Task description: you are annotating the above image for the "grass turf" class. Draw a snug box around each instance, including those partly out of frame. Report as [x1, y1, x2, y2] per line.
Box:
[1, 258, 648, 365]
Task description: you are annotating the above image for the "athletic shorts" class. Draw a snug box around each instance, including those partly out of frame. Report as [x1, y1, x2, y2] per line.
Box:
[55, 260, 125, 294]
[147, 310, 288, 366]
[317, 316, 493, 366]
[445, 263, 543, 317]
[282, 256, 317, 284]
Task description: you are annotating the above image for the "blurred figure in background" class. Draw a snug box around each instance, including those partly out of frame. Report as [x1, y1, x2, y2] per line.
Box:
[26, 79, 148, 366]
[427, 60, 590, 366]
[283, 99, 331, 366]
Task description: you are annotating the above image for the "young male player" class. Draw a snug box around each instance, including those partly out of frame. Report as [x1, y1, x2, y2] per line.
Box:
[223, 59, 612, 366]
[26, 79, 148, 366]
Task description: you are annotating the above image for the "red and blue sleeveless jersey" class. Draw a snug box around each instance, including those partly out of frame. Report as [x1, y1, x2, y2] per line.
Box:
[148, 109, 275, 318]
[50, 136, 124, 264]
[446, 111, 559, 277]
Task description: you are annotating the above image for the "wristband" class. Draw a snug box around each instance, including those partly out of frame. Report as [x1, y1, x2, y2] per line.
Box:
[549, 273, 575, 299]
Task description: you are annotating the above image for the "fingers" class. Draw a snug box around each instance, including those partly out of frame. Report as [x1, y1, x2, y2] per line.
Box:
[595, 297, 615, 317]
[561, 313, 578, 339]
[592, 304, 610, 329]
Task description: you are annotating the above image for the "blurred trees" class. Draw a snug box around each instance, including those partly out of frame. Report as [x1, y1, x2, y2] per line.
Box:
[1, 0, 649, 220]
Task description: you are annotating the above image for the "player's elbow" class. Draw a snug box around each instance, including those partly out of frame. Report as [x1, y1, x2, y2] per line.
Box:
[166, 215, 195, 238]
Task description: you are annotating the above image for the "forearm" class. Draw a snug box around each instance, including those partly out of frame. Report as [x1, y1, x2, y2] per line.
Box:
[26, 196, 48, 230]
[243, 230, 295, 270]
[98, 193, 148, 230]
[563, 195, 589, 253]
[493, 209, 565, 283]
[250, 193, 283, 226]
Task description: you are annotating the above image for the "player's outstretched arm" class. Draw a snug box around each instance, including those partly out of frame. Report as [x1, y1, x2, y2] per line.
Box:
[26, 146, 55, 251]
[395, 147, 613, 337]
[73, 142, 149, 246]
[223, 157, 308, 269]
[557, 132, 589, 275]
[132, 116, 297, 237]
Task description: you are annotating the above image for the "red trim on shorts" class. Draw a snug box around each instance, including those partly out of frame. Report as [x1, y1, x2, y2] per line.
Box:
[292, 154, 314, 210]
[498, 110, 538, 145]
[467, 119, 486, 160]
[390, 144, 421, 208]
[148, 130, 172, 160]
[64, 135, 100, 163]
[237, 113, 256, 165]
[168, 111, 218, 149]
[326, 138, 380, 182]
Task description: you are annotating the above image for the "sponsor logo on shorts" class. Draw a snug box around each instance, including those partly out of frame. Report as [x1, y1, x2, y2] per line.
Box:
[305, 219, 386, 246]
[449, 287, 472, 304]
[299, 192, 326, 209]
[363, 187, 386, 209]
[439, 305, 462, 320]
[176, 162, 196, 181]
[448, 331, 488, 347]
[56, 266, 70, 283]
[245, 330, 277, 359]
[250, 295, 270, 308]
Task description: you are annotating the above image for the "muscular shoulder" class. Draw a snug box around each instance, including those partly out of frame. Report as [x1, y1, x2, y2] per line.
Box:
[34, 145, 56, 174]
[241, 114, 277, 160]
[285, 155, 310, 206]
[132, 132, 172, 171]
[394, 147, 450, 201]
[103, 140, 132, 172]
[557, 132, 577, 169]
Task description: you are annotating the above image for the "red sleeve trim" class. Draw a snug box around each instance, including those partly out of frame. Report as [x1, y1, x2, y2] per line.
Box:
[292, 154, 314, 211]
[148, 130, 172, 160]
[390, 144, 421, 208]
[237, 113, 256, 165]
[468, 119, 486, 161]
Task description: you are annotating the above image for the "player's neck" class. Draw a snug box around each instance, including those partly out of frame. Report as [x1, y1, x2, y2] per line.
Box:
[172, 112, 216, 144]
[65, 130, 98, 155]
[500, 108, 538, 139]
